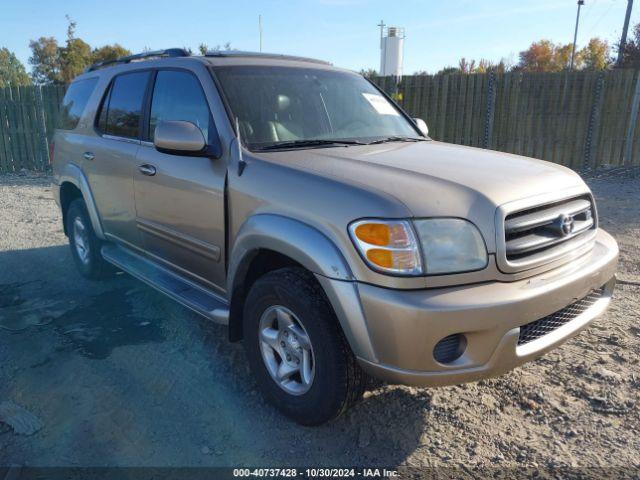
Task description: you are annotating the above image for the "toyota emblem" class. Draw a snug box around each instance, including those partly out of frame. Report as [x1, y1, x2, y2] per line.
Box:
[557, 213, 575, 236]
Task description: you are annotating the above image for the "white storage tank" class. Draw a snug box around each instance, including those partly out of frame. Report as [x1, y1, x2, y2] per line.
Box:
[380, 26, 405, 78]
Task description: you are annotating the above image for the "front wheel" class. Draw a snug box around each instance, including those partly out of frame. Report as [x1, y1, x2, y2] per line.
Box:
[243, 268, 366, 425]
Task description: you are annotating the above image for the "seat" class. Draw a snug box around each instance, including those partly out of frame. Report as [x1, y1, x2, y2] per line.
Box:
[267, 94, 303, 142]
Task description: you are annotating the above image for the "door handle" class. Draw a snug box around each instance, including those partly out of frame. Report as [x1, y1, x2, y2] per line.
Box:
[138, 164, 157, 176]
[83, 152, 95, 161]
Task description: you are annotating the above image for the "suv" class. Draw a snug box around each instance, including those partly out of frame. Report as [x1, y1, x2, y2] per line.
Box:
[52, 49, 618, 425]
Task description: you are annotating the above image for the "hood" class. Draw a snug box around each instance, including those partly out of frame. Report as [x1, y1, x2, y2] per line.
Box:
[261, 141, 586, 212]
[256, 141, 588, 252]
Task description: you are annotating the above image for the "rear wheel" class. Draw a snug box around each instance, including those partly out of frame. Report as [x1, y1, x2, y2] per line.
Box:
[243, 267, 366, 425]
[66, 198, 112, 280]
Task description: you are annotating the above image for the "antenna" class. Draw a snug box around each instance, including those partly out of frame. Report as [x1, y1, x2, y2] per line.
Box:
[259, 15, 263, 52]
[236, 117, 246, 176]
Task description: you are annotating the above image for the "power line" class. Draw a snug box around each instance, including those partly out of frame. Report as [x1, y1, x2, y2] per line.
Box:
[585, 0, 617, 37]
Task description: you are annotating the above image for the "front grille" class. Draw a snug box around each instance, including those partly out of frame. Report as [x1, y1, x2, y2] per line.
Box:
[517, 287, 605, 346]
[504, 195, 596, 265]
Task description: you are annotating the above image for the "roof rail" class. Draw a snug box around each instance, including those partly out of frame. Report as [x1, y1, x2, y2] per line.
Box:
[85, 48, 191, 72]
[204, 50, 332, 66]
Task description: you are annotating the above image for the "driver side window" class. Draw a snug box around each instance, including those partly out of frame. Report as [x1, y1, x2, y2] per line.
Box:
[148, 70, 211, 142]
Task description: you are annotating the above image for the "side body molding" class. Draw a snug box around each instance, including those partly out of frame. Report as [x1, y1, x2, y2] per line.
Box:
[57, 162, 106, 239]
[228, 214, 377, 362]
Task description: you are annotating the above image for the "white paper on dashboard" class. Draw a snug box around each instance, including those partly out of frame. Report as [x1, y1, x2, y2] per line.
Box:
[362, 93, 400, 116]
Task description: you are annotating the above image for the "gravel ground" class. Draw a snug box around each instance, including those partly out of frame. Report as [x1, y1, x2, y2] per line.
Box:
[0, 172, 638, 475]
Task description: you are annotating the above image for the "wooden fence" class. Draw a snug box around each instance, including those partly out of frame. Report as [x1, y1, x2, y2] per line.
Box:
[0, 85, 66, 173]
[0, 70, 639, 173]
[374, 69, 640, 170]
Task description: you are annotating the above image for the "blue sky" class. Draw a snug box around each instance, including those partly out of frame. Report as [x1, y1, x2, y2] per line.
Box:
[2, 0, 637, 74]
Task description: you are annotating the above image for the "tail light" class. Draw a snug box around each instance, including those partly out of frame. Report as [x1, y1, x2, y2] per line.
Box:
[48, 141, 55, 165]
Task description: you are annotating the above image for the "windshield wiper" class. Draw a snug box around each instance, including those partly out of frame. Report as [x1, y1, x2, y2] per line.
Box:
[367, 136, 427, 145]
[254, 139, 367, 151]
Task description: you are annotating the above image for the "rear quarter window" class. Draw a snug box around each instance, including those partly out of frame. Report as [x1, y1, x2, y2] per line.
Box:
[57, 78, 99, 130]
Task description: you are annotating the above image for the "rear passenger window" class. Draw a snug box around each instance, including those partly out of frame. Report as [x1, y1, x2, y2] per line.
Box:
[57, 78, 98, 130]
[97, 71, 150, 139]
[149, 70, 211, 141]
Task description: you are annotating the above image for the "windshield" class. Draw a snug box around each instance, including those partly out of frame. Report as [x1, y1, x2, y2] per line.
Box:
[214, 66, 423, 150]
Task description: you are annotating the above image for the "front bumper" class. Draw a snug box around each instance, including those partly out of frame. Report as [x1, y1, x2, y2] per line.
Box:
[329, 229, 618, 387]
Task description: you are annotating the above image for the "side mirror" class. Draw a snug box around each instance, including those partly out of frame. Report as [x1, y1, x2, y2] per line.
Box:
[154, 120, 206, 155]
[414, 118, 429, 137]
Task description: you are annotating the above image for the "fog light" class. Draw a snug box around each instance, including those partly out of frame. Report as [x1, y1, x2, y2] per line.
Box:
[433, 334, 467, 364]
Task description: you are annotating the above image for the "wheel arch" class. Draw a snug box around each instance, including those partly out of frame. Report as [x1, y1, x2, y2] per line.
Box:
[57, 163, 105, 239]
[227, 214, 355, 343]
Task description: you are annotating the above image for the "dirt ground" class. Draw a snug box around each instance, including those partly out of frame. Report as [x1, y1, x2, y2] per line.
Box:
[0, 172, 638, 474]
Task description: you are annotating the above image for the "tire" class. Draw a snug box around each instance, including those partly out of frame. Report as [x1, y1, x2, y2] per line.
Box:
[66, 198, 112, 280]
[243, 267, 366, 425]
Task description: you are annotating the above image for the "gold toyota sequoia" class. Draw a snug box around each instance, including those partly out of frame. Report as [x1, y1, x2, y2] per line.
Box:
[52, 49, 618, 425]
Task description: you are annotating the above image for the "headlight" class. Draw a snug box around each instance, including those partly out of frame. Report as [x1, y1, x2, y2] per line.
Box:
[348, 219, 422, 276]
[413, 218, 487, 274]
[349, 218, 487, 276]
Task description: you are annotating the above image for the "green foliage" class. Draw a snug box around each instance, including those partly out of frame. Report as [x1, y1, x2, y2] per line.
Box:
[200, 42, 233, 54]
[579, 38, 610, 71]
[59, 16, 92, 83]
[518, 38, 609, 72]
[436, 66, 460, 75]
[91, 44, 131, 64]
[616, 24, 640, 68]
[518, 39, 576, 72]
[435, 58, 507, 75]
[28, 16, 137, 84]
[29, 36, 62, 84]
[359, 68, 378, 79]
[0, 47, 31, 87]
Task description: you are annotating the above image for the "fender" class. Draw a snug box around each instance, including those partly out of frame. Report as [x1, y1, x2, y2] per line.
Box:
[228, 214, 354, 288]
[57, 162, 106, 240]
[228, 214, 377, 361]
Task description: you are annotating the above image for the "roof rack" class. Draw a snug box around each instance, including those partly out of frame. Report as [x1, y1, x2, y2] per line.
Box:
[204, 50, 332, 66]
[85, 48, 191, 72]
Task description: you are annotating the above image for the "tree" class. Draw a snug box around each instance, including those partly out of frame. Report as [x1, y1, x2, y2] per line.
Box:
[59, 16, 92, 83]
[29, 36, 62, 84]
[555, 43, 575, 70]
[0, 48, 32, 87]
[616, 23, 640, 68]
[91, 44, 131, 64]
[519, 40, 564, 72]
[579, 38, 610, 70]
[458, 57, 476, 74]
[437, 66, 460, 75]
[199, 42, 233, 55]
[359, 68, 377, 79]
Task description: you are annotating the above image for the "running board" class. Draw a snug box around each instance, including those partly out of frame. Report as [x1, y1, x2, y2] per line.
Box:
[101, 244, 229, 325]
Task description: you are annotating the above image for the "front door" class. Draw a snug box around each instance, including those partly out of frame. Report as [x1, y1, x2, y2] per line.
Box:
[133, 69, 227, 294]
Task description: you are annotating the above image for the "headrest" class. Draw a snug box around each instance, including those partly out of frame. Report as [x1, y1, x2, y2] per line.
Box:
[276, 94, 290, 112]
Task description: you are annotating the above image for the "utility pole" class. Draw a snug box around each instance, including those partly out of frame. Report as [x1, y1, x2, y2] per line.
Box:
[570, 0, 585, 70]
[377, 20, 385, 49]
[617, 0, 634, 66]
[259, 15, 263, 52]
[377, 20, 386, 75]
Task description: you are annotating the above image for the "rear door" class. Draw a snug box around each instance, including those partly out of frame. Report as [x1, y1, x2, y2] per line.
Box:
[133, 69, 227, 293]
[81, 70, 152, 248]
